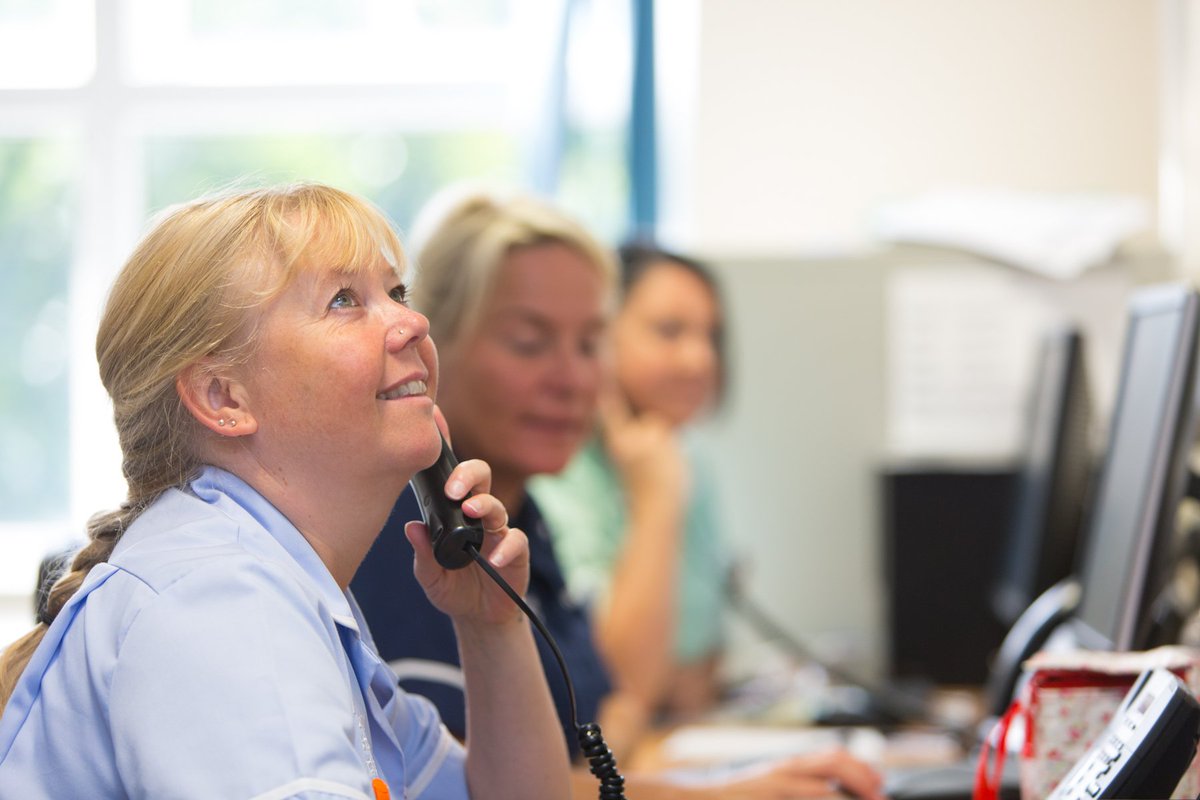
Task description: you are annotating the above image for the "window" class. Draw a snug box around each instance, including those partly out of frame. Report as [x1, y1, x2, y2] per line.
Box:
[0, 0, 94, 89]
[0, 0, 629, 610]
[0, 137, 76, 522]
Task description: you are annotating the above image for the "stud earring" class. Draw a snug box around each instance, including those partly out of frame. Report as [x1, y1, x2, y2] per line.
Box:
[218, 418, 226, 427]
[229, 420, 237, 428]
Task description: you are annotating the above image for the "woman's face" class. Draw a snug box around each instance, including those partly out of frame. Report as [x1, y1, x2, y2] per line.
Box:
[236, 255, 442, 486]
[437, 241, 607, 487]
[613, 260, 721, 426]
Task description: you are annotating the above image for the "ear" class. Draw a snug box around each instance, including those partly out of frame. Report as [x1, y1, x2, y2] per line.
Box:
[176, 362, 259, 437]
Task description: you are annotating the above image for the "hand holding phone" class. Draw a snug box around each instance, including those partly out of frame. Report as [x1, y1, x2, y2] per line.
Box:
[411, 438, 629, 799]
[409, 435, 485, 570]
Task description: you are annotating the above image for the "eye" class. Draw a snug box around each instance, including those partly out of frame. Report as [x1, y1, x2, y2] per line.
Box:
[652, 319, 685, 340]
[579, 332, 602, 358]
[504, 335, 549, 357]
[329, 288, 359, 310]
[389, 283, 409, 304]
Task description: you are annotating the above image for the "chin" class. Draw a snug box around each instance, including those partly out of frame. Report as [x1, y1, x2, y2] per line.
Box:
[412, 426, 445, 470]
[530, 452, 578, 477]
[514, 429, 582, 465]
[505, 443, 565, 477]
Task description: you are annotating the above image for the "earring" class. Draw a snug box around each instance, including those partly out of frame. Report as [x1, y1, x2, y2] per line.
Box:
[218, 419, 226, 427]
[229, 420, 237, 428]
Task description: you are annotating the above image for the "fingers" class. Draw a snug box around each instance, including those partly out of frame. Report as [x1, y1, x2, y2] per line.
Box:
[782, 750, 886, 800]
[460, 493, 522, 568]
[443, 457, 492, 500]
[597, 382, 634, 430]
[600, 390, 674, 446]
[483, 526, 528, 571]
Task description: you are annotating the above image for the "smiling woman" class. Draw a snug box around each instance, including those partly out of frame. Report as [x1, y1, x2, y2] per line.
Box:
[0, 182, 571, 800]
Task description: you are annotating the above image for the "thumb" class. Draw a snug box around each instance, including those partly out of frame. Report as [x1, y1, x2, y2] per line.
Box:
[404, 520, 436, 568]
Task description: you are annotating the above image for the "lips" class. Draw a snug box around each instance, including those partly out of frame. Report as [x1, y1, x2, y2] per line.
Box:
[522, 416, 585, 435]
[377, 379, 427, 400]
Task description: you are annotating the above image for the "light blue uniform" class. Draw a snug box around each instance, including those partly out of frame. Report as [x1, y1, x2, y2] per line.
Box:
[0, 466, 467, 799]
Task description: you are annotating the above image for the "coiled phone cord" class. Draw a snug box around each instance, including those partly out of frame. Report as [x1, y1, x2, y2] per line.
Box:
[468, 548, 627, 800]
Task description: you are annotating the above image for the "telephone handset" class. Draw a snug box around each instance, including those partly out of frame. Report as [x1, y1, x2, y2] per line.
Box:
[409, 435, 485, 570]
[406, 433, 627, 798]
[1047, 667, 1200, 799]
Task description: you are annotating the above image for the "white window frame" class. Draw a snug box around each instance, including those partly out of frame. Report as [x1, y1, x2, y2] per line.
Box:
[0, 0, 572, 601]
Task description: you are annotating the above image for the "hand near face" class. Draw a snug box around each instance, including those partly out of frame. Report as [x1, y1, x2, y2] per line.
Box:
[599, 385, 689, 511]
[403, 456, 530, 626]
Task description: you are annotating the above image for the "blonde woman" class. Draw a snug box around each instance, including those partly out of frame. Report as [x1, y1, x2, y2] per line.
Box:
[0, 183, 569, 799]
[353, 189, 885, 800]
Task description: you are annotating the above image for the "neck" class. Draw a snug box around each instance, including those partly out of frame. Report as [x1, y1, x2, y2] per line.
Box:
[224, 457, 406, 588]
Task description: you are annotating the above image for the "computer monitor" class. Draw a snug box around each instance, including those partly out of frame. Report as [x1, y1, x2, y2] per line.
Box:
[1068, 283, 1200, 652]
[991, 325, 1094, 626]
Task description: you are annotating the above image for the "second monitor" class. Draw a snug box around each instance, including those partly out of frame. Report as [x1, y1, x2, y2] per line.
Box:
[988, 282, 1200, 716]
[1067, 282, 1200, 653]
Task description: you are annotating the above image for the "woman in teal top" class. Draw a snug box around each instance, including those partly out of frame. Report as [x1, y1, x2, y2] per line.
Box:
[531, 241, 730, 719]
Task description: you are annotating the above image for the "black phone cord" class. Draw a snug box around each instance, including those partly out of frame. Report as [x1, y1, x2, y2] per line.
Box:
[726, 571, 978, 747]
[468, 548, 627, 800]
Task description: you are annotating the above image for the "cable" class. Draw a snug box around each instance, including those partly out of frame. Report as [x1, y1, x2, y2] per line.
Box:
[724, 571, 978, 746]
[468, 547, 627, 800]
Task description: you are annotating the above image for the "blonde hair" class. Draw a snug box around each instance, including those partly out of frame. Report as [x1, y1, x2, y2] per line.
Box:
[411, 186, 617, 350]
[0, 182, 405, 711]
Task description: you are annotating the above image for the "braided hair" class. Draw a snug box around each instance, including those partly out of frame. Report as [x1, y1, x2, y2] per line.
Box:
[0, 182, 406, 711]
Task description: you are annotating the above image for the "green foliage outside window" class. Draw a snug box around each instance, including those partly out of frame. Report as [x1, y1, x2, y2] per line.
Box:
[144, 130, 522, 235]
[0, 139, 75, 521]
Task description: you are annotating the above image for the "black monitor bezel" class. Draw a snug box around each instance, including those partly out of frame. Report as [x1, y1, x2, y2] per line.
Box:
[1068, 283, 1200, 652]
[992, 324, 1092, 625]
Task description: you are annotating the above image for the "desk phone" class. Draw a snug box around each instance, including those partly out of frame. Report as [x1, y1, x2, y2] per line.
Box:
[1047, 667, 1200, 799]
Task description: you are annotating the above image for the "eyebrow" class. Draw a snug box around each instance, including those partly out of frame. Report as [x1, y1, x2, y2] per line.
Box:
[494, 307, 607, 330]
[310, 262, 399, 285]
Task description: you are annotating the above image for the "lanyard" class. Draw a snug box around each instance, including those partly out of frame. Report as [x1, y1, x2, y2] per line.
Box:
[353, 708, 391, 800]
[341, 626, 392, 800]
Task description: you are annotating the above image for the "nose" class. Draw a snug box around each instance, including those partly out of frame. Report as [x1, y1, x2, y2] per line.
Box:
[385, 304, 430, 352]
[543, 344, 596, 398]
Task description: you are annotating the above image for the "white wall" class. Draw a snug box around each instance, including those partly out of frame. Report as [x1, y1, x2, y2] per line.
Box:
[1161, 1, 1200, 277]
[670, 1, 1166, 679]
[704, 250, 1168, 681]
[700, 253, 887, 676]
[686, 0, 1160, 256]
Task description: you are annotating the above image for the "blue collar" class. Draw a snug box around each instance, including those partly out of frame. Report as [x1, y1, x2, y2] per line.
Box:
[185, 466, 359, 629]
